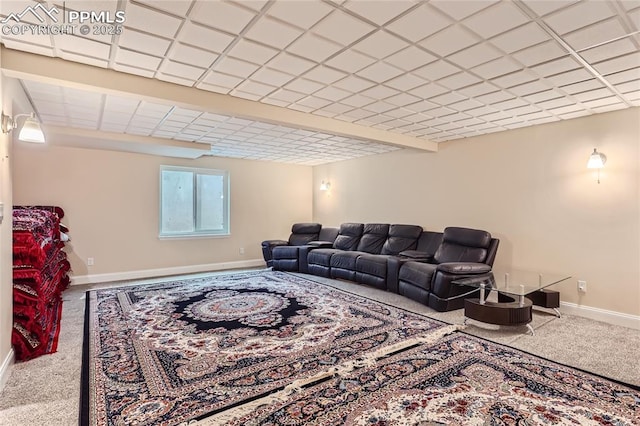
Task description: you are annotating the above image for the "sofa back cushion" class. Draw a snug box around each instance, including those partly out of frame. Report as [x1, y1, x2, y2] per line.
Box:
[318, 227, 339, 243]
[288, 223, 321, 245]
[356, 223, 390, 254]
[434, 227, 492, 264]
[415, 231, 443, 255]
[381, 224, 423, 255]
[333, 223, 364, 251]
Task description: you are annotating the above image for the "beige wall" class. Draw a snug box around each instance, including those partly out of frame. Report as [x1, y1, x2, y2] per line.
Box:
[13, 145, 312, 277]
[0, 69, 14, 374]
[313, 108, 640, 316]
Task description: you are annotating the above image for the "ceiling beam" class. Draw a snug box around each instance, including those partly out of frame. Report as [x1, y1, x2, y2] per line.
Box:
[1, 47, 438, 153]
[45, 125, 211, 159]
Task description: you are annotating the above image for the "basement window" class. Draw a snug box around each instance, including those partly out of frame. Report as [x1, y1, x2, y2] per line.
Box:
[159, 165, 230, 238]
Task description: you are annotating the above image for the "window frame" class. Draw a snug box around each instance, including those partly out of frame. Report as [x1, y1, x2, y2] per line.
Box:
[159, 165, 230, 239]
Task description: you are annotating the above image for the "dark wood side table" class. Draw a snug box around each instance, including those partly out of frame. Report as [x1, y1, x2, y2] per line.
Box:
[452, 270, 571, 335]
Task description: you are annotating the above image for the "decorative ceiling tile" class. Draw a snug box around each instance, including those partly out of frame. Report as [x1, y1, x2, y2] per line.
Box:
[190, 1, 257, 34]
[244, 16, 304, 49]
[286, 33, 343, 62]
[325, 49, 377, 73]
[115, 48, 162, 70]
[251, 67, 296, 87]
[384, 74, 428, 91]
[420, 25, 480, 57]
[284, 78, 324, 94]
[490, 22, 550, 54]
[512, 40, 568, 66]
[471, 56, 522, 79]
[267, 0, 334, 30]
[429, 0, 497, 20]
[543, 0, 615, 35]
[124, 2, 183, 38]
[169, 43, 218, 68]
[267, 52, 316, 75]
[135, 0, 193, 16]
[521, 0, 579, 17]
[345, 1, 415, 25]
[352, 30, 408, 59]
[55, 35, 111, 60]
[447, 43, 502, 69]
[228, 39, 279, 64]
[461, 2, 529, 39]
[314, 86, 351, 101]
[356, 61, 404, 83]
[386, 3, 452, 42]
[437, 72, 482, 90]
[332, 75, 376, 92]
[312, 10, 376, 45]
[161, 60, 206, 81]
[235, 80, 278, 97]
[579, 37, 637, 64]
[413, 60, 462, 81]
[214, 56, 260, 78]
[531, 57, 580, 77]
[409, 82, 449, 99]
[593, 51, 640, 75]
[491, 69, 538, 89]
[563, 18, 628, 51]
[341, 93, 376, 108]
[178, 22, 235, 52]
[200, 71, 243, 90]
[383, 46, 438, 71]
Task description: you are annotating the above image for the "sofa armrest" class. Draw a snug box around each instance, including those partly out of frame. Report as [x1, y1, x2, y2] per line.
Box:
[399, 250, 434, 262]
[307, 241, 334, 248]
[436, 262, 491, 274]
[261, 239, 289, 248]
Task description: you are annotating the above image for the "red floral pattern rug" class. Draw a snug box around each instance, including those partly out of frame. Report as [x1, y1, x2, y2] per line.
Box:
[81, 271, 450, 425]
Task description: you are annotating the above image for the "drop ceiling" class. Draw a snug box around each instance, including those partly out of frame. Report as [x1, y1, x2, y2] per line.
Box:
[1, 0, 639, 164]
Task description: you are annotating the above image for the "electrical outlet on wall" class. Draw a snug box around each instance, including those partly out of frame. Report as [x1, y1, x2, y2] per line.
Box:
[239, 247, 245, 255]
[577, 280, 587, 292]
[87, 257, 95, 266]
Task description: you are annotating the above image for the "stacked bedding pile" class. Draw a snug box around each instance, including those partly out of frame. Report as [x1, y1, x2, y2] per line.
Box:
[12, 206, 71, 361]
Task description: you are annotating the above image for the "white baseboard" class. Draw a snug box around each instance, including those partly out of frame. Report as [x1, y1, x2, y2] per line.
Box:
[71, 259, 266, 285]
[0, 348, 15, 392]
[560, 301, 640, 330]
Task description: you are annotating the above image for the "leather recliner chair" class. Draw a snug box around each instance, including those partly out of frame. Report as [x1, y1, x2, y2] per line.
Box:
[397, 227, 500, 312]
[272, 226, 339, 272]
[261, 223, 322, 267]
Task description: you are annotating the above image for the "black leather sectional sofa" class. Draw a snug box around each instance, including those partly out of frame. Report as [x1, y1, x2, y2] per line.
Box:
[261, 222, 499, 312]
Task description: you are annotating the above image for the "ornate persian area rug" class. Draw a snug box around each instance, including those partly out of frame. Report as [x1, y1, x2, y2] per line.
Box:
[80, 270, 451, 425]
[218, 332, 640, 426]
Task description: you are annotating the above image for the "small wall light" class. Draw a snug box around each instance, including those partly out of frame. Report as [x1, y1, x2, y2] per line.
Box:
[587, 148, 606, 183]
[1, 111, 46, 143]
[319, 180, 331, 191]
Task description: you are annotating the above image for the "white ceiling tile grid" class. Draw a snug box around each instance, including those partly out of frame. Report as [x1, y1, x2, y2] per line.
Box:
[1, 0, 639, 165]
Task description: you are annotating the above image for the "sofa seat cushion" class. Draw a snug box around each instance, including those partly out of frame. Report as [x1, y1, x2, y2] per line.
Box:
[272, 245, 301, 260]
[307, 248, 340, 267]
[399, 261, 437, 291]
[330, 251, 363, 269]
[356, 254, 392, 278]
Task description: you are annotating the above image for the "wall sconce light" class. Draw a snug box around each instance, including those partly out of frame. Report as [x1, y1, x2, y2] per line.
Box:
[1, 111, 46, 143]
[320, 180, 331, 191]
[587, 148, 606, 184]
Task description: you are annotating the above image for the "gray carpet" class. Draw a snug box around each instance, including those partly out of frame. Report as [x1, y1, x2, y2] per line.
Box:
[0, 269, 638, 425]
